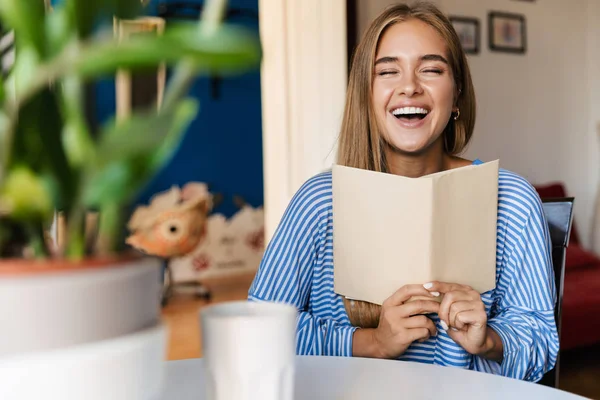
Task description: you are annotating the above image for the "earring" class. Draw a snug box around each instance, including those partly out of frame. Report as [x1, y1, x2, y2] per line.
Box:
[453, 108, 460, 121]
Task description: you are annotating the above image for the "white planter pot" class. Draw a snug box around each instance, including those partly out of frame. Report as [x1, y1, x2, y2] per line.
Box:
[0, 256, 162, 357]
[0, 323, 167, 400]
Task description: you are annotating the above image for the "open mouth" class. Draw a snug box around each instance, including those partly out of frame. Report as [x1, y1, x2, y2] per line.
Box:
[391, 107, 430, 122]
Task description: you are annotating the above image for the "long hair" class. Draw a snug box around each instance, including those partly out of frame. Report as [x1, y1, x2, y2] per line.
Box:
[337, 2, 476, 172]
[338, 2, 477, 328]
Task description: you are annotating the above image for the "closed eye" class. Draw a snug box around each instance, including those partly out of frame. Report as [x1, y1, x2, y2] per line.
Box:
[377, 70, 397, 76]
[422, 69, 443, 74]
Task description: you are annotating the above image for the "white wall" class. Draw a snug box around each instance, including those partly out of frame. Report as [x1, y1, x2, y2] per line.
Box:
[259, 0, 347, 241]
[356, 0, 600, 250]
[356, 0, 441, 38]
[588, 0, 600, 254]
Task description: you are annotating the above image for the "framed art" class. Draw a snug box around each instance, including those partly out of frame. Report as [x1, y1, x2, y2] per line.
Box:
[489, 11, 526, 54]
[449, 16, 480, 54]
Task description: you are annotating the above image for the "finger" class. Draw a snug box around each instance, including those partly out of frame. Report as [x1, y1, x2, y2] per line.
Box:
[405, 328, 431, 344]
[403, 315, 434, 330]
[438, 291, 474, 327]
[448, 301, 475, 329]
[455, 310, 486, 329]
[378, 302, 424, 328]
[424, 281, 472, 295]
[399, 300, 441, 317]
[425, 317, 437, 337]
[403, 316, 437, 339]
[384, 284, 440, 308]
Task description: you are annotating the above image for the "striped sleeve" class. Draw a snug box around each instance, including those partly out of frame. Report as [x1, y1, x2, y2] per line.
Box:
[472, 176, 559, 381]
[248, 174, 356, 356]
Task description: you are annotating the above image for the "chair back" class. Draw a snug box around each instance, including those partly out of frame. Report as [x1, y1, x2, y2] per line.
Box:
[538, 197, 575, 388]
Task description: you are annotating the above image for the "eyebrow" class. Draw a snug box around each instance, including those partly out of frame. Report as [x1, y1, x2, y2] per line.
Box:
[374, 54, 449, 66]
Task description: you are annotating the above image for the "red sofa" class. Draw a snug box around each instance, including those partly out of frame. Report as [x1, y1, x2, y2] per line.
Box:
[535, 183, 600, 350]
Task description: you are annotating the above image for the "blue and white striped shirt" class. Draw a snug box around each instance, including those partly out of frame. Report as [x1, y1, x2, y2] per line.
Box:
[249, 159, 558, 382]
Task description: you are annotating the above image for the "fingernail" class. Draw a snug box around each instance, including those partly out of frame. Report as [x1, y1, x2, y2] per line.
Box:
[440, 320, 448, 330]
[430, 291, 440, 297]
[451, 327, 459, 332]
[423, 282, 433, 289]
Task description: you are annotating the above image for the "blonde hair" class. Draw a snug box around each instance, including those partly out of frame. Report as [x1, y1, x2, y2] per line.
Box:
[338, 2, 476, 328]
[338, 1, 476, 171]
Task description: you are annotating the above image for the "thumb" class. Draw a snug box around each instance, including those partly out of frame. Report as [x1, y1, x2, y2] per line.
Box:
[445, 325, 463, 342]
[455, 311, 485, 329]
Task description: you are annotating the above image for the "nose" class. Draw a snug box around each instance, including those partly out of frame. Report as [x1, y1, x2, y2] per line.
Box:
[398, 71, 422, 97]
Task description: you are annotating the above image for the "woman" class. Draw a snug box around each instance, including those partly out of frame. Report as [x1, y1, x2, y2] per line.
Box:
[248, 2, 558, 382]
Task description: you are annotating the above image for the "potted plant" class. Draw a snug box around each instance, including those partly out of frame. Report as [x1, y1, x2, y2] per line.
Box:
[0, 0, 260, 398]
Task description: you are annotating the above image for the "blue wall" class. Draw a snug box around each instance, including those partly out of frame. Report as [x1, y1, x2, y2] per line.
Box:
[139, 0, 263, 218]
[57, 0, 264, 218]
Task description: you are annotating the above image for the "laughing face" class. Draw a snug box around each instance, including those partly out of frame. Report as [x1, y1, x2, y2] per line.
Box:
[372, 19, 458, 155]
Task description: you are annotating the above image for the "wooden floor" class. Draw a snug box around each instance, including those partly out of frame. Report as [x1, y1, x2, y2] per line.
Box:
[161, 280, 600, 400]
[161, 276, 254, 360]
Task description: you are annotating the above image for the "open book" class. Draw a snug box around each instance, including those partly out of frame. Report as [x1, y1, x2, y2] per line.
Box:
[332, 160, 499, 305]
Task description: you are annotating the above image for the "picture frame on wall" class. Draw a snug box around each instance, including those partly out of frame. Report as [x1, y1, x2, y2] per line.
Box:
[449, 16, 480, 55]
[488, 11, 526, 54]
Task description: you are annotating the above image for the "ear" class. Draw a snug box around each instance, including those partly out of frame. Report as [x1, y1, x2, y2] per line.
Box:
[125, 234, 142, 249]
[191, 197, 211, 214]
[127, 206, 149, 231]
[182, 182, 209, 201]
[453, 86, 462, 106]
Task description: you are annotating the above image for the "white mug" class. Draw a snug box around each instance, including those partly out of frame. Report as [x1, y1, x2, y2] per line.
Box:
[200, 300, 297, 400]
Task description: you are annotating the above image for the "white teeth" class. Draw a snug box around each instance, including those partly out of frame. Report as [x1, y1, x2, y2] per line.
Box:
[392, 107, 429, 116]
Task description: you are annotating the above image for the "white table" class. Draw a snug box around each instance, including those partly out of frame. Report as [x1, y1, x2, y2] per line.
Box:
[159, 356, 589, 399]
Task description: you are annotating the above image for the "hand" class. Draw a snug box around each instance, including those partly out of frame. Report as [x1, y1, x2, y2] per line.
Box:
[369, 284, 441, 359]
[423, 282, 490, 356]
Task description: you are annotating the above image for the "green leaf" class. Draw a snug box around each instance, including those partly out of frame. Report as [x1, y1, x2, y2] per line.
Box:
[74, 22, 261, 79]
[11, 21, 261, 116]
[96, 200, 127, 255]
[0, 68, 5, 104]
[64, 0, 98, 39]
[45, 6, 72, 58]
[84, 98, 198, 208]
[0, 166, 53, 221]
[10, 44, 41, 95]
[0, 0, 46, 56]
[147, 99, 199, 171]
[64, 0, 143, 39]
[0, 111, 8, 180]
[39, 171, 61, 212]
[11, 88, 75, 209]
[59, 75, 96, 168]
[82, 161, 133, 208]
[113, 0, 144, 20]
[62, 119, 95, 168]
[95, 98, 199, 167]
[11, 92, 50, 170]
